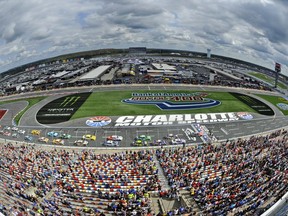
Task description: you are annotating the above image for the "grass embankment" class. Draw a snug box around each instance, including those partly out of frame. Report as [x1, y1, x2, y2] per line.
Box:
[256, 94, 288, 115]
[248, 72, 287, 90]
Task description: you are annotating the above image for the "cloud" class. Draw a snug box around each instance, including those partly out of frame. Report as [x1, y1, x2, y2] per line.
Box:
[0, 0, 287, 75]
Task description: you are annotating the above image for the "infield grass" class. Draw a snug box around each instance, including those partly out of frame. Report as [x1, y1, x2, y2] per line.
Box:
[256, 94, 288, 115]
[248, 72, 287, 90]
[71, 90, 256, 119]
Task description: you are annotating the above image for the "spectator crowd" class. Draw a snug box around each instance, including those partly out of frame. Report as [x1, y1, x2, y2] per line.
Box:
[156, 129, 288, 215]
[0, 129, 287, 215]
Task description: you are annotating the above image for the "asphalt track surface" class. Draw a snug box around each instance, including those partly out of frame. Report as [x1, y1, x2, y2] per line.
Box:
[0, 84, 287, 148]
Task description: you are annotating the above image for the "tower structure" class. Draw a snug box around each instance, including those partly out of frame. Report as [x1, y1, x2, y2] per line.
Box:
[207, 49, 211, 58]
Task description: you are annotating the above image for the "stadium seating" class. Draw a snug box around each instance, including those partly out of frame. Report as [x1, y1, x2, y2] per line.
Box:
[0, 129, 287, 215]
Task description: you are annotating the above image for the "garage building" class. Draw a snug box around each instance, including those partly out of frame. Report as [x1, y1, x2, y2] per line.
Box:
[79, 65, 112, 81]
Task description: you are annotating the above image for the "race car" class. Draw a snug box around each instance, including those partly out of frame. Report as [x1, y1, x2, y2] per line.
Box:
[24, 136, 33, 142]
[82, 134, 96, 141]
[171, 138, 186, 145]
[152, 139, 167, 146]
[133, 139, 148, 146]
[74, 139, 88, 146]
[52, 139, 64, 145]
[60, 133, 72, 139]
[18, 129, 26, 134]
[106, 135, 123, 141]
[3, 131, 11, 136]
[38, 137, 49, 143]
[136, 134, 152, 141]
[3, 126, 11, 130]
[103, 140, 120, 147]
[163, 134, 177, 140]
[31, 130, 41, 136]
[12, 133, 19, 138]
[11, 127, 18, 131]
[47, 131, 59, 137]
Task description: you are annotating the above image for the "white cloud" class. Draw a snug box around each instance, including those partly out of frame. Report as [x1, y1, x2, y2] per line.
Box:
[0, 0, 287, 75]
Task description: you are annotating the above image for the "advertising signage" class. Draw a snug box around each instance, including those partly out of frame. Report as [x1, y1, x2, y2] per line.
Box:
[114, 112, 253, 127]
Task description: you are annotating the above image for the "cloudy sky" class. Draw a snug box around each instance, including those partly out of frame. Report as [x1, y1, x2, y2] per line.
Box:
[0, 0, 287, 75]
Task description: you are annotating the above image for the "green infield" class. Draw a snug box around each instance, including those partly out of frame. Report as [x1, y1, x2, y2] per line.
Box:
[71, 90, 257, 119]
[248, 72, 287, 90]
[256, 94, 288, 115]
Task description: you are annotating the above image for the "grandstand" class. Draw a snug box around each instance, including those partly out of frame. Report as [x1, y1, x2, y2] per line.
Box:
[204, 65, 242, 81]
[151, 63, 176, 71]
[0, 128, 287, 215]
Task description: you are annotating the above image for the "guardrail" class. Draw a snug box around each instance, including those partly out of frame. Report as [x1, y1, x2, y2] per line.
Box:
[158, 198, 166, 214]
[261, 192, 288, 216]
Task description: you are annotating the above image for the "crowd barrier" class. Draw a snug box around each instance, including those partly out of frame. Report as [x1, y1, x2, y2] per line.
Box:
[261, 192, 288, 216]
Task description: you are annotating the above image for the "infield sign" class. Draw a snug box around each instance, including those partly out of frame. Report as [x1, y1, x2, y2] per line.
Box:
[122, 92, 221, 110]
[36, 92, 91, 124]
[114, 112, 253, 127]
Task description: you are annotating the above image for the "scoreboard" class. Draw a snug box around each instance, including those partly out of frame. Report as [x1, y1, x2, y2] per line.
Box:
[275, 62, 281, 73]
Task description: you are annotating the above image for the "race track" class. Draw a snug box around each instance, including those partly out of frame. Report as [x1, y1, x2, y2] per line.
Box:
[0, 84, 287, 148]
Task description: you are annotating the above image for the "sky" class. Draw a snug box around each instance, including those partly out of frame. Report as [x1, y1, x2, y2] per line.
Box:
[0, 0, 287, 75]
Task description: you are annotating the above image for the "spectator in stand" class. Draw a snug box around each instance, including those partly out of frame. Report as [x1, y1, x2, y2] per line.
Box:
[156, 129, 288, 215]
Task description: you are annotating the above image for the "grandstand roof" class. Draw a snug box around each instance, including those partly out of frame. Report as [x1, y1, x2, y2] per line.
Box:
[79, 65, 111, 81]
[152, 63, 176, 71]
[204, 65, 242, 80]
[51, 71, 70, 78]
[101, 67, 119, 81]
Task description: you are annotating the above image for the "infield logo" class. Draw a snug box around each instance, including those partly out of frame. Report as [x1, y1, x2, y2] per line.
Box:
[36, 92, 91, 124]
[60, 96, 81, 107]
[122, 92, 221, 110]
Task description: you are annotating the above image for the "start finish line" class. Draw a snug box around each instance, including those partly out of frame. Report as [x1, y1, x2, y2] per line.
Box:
[114, 112, 253, 127]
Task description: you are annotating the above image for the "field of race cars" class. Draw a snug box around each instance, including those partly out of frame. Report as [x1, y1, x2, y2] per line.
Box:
[0, 122, 206, 148]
